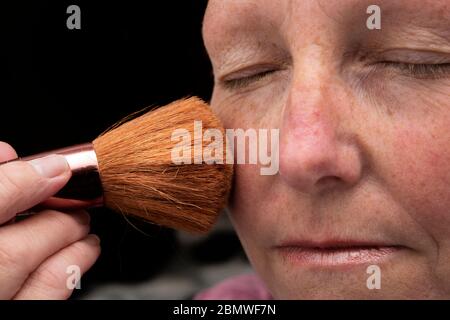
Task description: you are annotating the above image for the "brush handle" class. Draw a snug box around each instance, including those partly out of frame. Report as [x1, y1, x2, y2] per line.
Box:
[0, 143, 104, 211]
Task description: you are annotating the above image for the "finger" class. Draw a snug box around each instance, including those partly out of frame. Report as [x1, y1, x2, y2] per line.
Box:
[0, 142, 18, 162]
[0, 210, 91, 299]
[0, 141, 18, 225]
[14, 234, 101, 300]
[0, 154, 70, 224]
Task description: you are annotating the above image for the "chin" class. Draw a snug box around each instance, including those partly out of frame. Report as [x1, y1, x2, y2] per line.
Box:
[257, 254, 445, 299]
[269, 278, 440, 300]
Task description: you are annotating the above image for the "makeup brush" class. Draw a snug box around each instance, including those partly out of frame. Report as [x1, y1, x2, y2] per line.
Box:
[10, 97, 233, 234]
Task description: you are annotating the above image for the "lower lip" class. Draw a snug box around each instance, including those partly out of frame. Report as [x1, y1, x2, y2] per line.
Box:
[276, 246, 400, 267]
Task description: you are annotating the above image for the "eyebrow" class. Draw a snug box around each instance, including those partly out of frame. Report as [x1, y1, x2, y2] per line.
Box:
[367, 4, 450, 52]
[395, 28, 450, 52]
[372, 0, 450, 31]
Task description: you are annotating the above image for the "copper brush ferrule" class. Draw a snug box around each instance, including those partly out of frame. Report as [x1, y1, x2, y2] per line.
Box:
[19, 143, 103, 210]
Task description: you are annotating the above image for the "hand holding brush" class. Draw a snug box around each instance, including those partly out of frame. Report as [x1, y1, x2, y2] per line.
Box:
[0, 97, 232, 299]
[2, 97, 233, 233]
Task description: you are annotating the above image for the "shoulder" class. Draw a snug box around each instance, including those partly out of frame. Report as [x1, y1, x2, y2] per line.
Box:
[194, 273, 273, 300]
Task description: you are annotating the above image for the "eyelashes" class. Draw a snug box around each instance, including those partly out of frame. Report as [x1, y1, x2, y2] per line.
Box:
[220, 62, 450, 91]
[375, 62, 450, 79]
[221, 69, 277, 90]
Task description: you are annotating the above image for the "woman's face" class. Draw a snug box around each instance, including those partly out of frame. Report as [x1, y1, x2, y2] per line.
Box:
[203, 0, 450, 298]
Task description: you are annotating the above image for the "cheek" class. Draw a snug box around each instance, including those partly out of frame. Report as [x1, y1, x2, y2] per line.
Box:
[228, 165, 260, 228]
[210, 100, 285, 261]
[210, 90, 286, 237]
[210, 81, 287, 129]
[389, 123, 450, 235]
[370, 79, 450, 239]
[228, 164, 278, 243]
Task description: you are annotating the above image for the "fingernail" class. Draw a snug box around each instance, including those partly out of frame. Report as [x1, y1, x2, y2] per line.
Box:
[28, 154, 69, 178]
[85, 234, 100, 245]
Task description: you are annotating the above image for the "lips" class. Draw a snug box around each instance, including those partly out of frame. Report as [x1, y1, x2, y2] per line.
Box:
[275, 240, 402, 267]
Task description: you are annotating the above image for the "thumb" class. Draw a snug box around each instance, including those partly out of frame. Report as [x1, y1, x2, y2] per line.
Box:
[0, 155, 71, 224]
[0, 142, 18, 162]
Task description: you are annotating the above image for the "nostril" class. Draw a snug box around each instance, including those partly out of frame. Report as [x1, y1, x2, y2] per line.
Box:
[316, 175, 342, 189]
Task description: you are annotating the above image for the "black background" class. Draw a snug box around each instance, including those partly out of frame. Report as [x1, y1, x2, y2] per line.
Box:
[2, 0, 214, 297]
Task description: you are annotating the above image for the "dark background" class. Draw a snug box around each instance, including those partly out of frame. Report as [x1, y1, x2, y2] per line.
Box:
[2, 1, 245, 298]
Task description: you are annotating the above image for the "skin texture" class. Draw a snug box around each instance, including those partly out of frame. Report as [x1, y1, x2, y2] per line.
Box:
[203, 0, 450, 298]
[0, 142, 100, 299]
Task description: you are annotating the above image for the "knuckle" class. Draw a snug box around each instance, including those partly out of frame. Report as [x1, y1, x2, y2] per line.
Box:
[42, 210, 90, 241]
[45, 210, 70, 228]
[28, 265, 65, 292]
[22, 270, 72, 300]
[0, 169, 24, 206]
[72, 240, 98, 260]
[0, 163, 42, 211]
[26, 248, 86, 298]
[0, 240, 25, 274]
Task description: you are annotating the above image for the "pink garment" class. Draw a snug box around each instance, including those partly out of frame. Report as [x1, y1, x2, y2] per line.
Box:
[194, 273, 273, 300]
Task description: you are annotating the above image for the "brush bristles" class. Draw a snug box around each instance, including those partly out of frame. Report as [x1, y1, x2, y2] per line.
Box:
[92, 97, 233, 233]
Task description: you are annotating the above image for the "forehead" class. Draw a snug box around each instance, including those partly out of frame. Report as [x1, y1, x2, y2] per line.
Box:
[203, 0, 450, 57]
[203, 0, 450, 29]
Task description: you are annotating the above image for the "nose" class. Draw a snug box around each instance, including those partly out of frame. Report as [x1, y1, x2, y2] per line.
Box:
[279, 70, 363, 194]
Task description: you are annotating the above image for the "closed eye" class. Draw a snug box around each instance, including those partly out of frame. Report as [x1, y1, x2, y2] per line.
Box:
[376, 62, 450, 79]
[221, 69, 278, 90]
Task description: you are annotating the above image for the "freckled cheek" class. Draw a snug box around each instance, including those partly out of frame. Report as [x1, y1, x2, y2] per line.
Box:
[211, 90, 286, 234]
[390, 128, 450, 224]
[211, 87, 285, 128]
[228, 164, 281, 237]
[229, 164, 263, 218]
